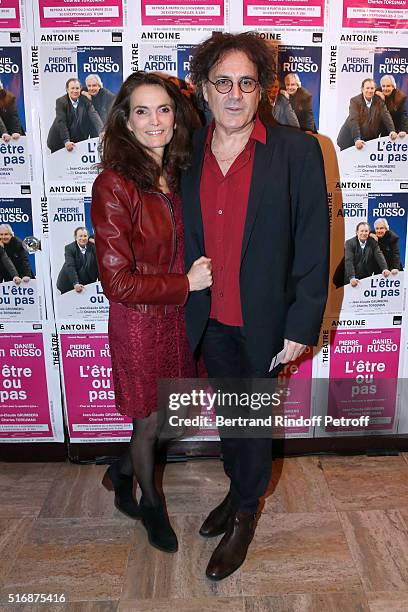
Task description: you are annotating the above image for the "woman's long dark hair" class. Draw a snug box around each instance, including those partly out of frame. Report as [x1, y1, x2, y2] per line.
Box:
[99, 72, 194, 190]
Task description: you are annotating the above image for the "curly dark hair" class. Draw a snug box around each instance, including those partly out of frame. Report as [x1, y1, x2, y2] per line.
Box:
[190, 32, 276, 104]
[99, 71, 195, 191]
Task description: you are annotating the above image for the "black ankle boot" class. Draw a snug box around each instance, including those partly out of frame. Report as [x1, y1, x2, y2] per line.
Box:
[139, 497, 178, 553]
[102, 462, 141, 519]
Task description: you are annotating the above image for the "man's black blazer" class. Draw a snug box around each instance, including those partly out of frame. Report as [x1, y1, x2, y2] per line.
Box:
[344, 235, 388, 283]
[56, 241, 99, 294]
[181, 123, 329, 374]
[47, 94, 103, 153]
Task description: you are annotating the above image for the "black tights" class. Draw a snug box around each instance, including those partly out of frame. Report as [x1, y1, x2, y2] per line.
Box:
[118, 412, 161, 507]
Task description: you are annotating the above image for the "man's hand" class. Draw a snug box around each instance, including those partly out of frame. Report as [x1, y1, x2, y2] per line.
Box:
[350, 278, 359, 287]
[22, 276, 30, 283]
[74, 283, 84, 292]
[399, 131, 407, 138]
[280, 89, 289, 99]
[375, 91, 385, 101]
[355, 139, 365, 149]
[2, 133, 11, 143]
[389, 131, 398, 140]
[11, 133, 20, 140]
[81, 91, 92, 101]
[391, 268, 399, 275]
[382, 269, 391, 277]
[369, 232, 378, 241]
[281, 339, 307, 364]
[65, 142, 75, 152]
[13, 276, 22, 285]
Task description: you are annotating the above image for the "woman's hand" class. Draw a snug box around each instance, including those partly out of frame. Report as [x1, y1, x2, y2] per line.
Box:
[187, 256, 212, 291]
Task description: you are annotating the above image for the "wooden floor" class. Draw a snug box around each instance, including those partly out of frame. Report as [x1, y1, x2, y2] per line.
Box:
[2, 455, 408, 611]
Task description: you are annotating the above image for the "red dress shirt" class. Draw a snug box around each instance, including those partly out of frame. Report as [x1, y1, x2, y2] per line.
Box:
[200, 115, 267, 326]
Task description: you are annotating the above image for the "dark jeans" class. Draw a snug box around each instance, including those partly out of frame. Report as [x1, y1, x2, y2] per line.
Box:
[201, 319, 273, 513]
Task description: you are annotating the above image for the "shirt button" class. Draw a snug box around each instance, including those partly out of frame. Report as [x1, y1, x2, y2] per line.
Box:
[218, 209, 223, 215]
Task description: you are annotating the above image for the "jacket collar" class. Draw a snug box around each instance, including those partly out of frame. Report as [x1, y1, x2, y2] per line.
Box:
[188, 120, 277, 262]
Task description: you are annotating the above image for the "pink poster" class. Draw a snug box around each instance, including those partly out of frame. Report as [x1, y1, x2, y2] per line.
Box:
[141, 0, 224, 25]
[0, 0, 20, 28]
[342, 0, 408, 29]
[0, 333, 53, 439]
[243, 0, 324, 26]
[38, 0, 123, 28]
[327, 328, 400, 432]
[60, 334, 132, 441]
[276, 348, 313, 435]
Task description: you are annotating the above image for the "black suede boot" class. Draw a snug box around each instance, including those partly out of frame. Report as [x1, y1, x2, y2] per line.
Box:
[139, 497, 178, 553]
[102, 461, 141, 519]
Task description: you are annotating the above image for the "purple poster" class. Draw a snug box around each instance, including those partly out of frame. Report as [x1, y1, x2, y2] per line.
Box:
[60, 333, 132, 441]
[276, 347, 314, 435]
[327, 327, 400, 432]
[0, 333, 53, 439]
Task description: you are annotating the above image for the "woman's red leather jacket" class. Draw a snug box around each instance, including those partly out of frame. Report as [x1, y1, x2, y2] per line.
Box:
[91, 168, 189, 312]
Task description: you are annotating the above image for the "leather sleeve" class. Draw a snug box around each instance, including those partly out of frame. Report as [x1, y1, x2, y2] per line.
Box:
[91, 172, 190, 305]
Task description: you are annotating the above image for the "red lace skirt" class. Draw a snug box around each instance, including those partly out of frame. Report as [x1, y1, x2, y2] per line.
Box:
[108, 302, 195, 418]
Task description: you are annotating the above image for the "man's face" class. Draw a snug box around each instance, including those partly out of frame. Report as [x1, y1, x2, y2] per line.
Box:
[203, 50, 261, 133]
[267, 79, 280, 102]
[374, 222, 387, 238]
[86, 78, 101, 97]
[0, 229, 12, 244]
[381, 78, 394, 97]
[76, 230, 89, 247]
[284, 75, 298, 95]
[67, 80, 81, 101]
[362, 80, 375, 101]
[357, 224, 370, 242]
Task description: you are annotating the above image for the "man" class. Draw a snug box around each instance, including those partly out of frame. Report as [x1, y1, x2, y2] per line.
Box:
[376, 75, 408, 138]
[0, 224, 33, 282]
[182, 32, 329, 580]
[0, 79, 25, 142]
[47, 78, 103, 153]
[56, 227, 99, 294]
[82, 74, 115, 125]
[344, 222, 390, 286]
[259, 77, 300, 128]
[284, 73, 315, 131]
[337, 78, 397, 151]
[370, 218, 403, 274]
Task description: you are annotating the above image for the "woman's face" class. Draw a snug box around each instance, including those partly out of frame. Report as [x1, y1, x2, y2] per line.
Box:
[127, 84, 175, 155]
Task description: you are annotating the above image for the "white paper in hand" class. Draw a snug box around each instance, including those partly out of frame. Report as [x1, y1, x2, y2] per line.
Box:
[268, 339, 288, 373]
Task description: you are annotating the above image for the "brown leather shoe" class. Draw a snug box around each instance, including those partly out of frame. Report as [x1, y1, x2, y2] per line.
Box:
[199, 493, 232, 537]
[205, 510, 256, 580]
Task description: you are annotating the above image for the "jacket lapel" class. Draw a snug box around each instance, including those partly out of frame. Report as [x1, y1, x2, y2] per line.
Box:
[187, 128, 207, 253]
[241, 127, 276, 262]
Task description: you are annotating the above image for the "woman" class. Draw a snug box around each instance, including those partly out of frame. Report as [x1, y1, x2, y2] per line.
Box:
[91, 72, 212, 553]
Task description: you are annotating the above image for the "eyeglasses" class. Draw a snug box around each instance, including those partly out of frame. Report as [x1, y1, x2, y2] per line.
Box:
[207, 77, 259, 94]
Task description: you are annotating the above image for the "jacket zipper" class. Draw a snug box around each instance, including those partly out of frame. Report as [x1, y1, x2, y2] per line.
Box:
[151, 191, 177, 273]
